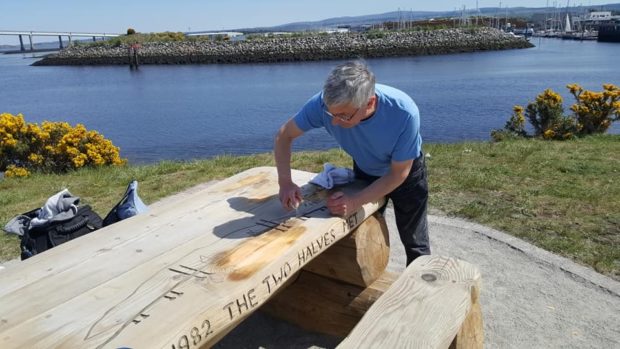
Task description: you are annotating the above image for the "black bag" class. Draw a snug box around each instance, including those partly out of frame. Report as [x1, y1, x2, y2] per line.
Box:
[20, 205, 103, 260]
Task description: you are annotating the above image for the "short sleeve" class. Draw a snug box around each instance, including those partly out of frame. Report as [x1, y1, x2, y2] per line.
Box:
[392, 111, 422, 162]
[293, 92, 325, 132]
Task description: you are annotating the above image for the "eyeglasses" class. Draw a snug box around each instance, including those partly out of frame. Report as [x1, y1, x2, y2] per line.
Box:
[325, 106, 361, 122]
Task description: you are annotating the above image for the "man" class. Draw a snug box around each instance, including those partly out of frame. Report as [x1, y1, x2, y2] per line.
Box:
[274, 61, 429, 265]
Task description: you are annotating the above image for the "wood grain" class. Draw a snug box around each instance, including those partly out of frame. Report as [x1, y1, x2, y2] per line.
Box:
[338, 256, 483, 349]
[304, 213, 390, 287]
[0, 167, 385, 348]
[261, 270, 398, 337]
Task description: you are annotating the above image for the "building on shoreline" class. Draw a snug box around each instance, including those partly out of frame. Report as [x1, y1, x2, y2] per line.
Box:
[184, 31, 244, 41]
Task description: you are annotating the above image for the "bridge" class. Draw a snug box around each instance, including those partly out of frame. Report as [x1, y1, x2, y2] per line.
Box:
[0, 30, 121, 52]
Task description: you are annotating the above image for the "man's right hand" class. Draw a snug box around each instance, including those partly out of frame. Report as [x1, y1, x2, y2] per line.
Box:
[279, 181, 302, 211]
[274, 118, 305, 211]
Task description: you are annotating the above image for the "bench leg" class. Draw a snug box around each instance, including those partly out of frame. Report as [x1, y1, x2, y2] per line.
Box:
[261, 213, 396, 337]
[450, 285, 484, 349]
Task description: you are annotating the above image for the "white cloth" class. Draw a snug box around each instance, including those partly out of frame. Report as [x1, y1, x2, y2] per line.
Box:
[29, 189, 79, 227]
[3, 215, 30, 236]
[309, 163, 355, 189]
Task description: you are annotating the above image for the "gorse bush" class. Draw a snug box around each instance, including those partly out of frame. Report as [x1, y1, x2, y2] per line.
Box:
[496, 105, 528, 139]
[366, 30, 387, 39]
[0, 113, 125, 177]
[524, 89, 578, 140]
[525, 89, 565, 136]
[492, 83, 620, 141]
[90, 32, 188, 47]
[568, 83, 620, 135]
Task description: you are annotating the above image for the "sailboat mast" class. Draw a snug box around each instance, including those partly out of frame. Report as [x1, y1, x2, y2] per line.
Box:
[545, 0, 548, 31]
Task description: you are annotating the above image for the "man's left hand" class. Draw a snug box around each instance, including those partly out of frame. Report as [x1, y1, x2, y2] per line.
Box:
[327, 191, 360, 217]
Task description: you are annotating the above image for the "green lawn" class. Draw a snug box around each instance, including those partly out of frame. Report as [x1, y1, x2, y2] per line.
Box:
[1, 135, 618, 280]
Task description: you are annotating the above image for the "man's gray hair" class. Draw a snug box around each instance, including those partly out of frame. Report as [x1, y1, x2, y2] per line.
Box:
[323, 61, 376, 108]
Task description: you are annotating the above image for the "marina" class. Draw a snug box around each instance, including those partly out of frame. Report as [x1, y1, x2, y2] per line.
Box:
[532, 9, 620, 41]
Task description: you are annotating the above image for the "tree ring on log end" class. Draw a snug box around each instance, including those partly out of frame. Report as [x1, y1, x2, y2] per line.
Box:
[421, 273, 437, 282]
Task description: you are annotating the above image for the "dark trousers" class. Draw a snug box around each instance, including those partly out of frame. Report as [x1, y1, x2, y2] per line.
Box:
[354, 154, 430, 266]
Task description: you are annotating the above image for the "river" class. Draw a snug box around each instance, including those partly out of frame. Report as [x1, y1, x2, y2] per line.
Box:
[1, 38, 618, 163]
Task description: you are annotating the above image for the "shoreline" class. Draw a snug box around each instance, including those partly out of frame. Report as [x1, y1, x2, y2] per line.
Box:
[32, 27, 533, 66]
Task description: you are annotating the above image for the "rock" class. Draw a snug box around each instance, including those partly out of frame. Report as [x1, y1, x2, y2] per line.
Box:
[32, 28, 534, 66]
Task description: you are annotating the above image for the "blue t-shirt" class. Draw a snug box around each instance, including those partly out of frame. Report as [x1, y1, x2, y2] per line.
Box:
[294, 84, 422, 177]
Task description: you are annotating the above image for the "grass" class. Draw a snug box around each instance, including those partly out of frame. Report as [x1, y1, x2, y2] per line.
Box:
[427, 135, 620, 279]
[1, 136, 618, 280]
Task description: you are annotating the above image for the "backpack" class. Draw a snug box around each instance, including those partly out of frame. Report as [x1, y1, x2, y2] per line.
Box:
[20, 205, 103, 260]
[102, 180, 148, 227]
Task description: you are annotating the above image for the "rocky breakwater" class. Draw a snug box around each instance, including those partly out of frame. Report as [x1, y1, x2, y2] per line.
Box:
[33, 27, 534, 66]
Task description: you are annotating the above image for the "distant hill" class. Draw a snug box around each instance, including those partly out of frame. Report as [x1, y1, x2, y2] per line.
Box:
[3, 3, 619, 50]
[234, 3, 620, 32]
[251, 11, 441, 32]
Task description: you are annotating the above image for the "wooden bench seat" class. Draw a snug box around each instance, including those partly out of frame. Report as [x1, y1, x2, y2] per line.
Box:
[338, 256, 483, 349]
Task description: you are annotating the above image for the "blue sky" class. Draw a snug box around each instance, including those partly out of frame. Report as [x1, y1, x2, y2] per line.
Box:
[0, 0, 615, 44]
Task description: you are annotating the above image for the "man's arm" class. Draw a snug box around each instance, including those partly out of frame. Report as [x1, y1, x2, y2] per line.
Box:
[274, 118, 305, 210]
[327, 159, 413, 216]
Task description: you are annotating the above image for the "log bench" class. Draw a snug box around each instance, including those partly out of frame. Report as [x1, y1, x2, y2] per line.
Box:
[0, 166, 483, 348]
[337, 256, 483, 349]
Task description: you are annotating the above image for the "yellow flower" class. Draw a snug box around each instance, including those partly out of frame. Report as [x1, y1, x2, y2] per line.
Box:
[567, 83, 581, 94]
[2, 113, 125, 173]
[85, 143, 105, 165]
[603, 83, 618, 92]
[543, 129, 556, 139]
[543, 89, 563, 104]
[65, 146, 80, 157]
[513, 105, 524, 114]
[1, 135, 17, 147]
[71, 153, 88, 168]
[5, 165, 30, 178]
[28, 153, 44, 165]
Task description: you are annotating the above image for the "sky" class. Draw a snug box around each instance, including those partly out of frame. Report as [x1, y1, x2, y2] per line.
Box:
[0, 0, 615, 44]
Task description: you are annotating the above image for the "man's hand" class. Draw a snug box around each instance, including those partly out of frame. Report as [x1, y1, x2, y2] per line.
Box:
[327, 191, 360, 217]
[279, 181, 302, 211]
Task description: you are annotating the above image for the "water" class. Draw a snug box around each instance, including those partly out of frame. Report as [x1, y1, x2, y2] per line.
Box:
[1, 38, 618, 164]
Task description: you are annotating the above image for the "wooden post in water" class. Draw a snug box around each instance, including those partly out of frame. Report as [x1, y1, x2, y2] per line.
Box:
[18, 35, 25, 52]
[129, 44, 140, 69]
